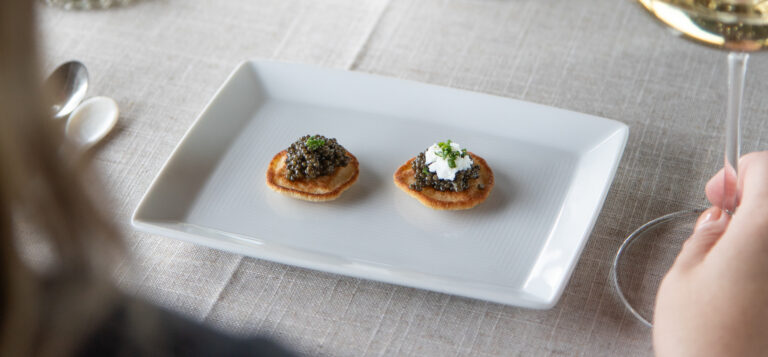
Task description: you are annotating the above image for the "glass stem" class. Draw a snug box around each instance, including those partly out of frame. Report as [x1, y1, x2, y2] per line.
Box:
[724, 52, 748, 214]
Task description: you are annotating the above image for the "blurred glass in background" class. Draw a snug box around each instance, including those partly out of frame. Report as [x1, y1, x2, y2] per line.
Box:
[42, 0, 135, 10]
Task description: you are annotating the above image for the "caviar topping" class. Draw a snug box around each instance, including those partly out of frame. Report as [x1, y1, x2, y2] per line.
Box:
[409, 151, 480, 192]
[284, 135, 350, 181]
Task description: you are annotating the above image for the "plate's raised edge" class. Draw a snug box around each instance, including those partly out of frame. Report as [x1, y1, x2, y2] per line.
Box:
[244, 59, 631, 134]
[131, 61, 251, 226]
[131, 218, 552, 309]
[540, 124, 630, 309]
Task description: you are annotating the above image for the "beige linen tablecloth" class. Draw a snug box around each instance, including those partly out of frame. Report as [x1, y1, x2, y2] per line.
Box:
[37, 0, 768, 356]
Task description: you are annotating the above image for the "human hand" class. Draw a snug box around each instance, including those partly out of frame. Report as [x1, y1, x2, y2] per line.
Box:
[653, 152, 768, 357]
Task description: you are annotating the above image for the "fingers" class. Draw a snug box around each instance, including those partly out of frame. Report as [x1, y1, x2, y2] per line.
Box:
[705, 167, 724, 209]
[673, 207, 730, 270]
[701, 151, 768, 256]
[736, 152, 768, 213]
[705, 151, 768, 211]
[705, 162, 739, 210]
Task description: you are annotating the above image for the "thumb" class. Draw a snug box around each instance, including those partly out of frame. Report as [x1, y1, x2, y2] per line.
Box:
[673, 207, 730, 270]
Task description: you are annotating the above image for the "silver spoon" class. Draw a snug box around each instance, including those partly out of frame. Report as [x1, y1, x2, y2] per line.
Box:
[45, 61, 89, 120]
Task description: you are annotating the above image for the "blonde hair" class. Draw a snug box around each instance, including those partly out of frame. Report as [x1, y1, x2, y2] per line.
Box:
[0, 1, 124, 355]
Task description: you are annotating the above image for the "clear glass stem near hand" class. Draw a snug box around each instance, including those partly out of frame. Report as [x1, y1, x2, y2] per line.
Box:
[723, 52, 748, 214]
[613, 50, 751, 327]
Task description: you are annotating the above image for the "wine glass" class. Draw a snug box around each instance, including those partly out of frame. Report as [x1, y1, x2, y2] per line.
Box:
[612, 0, 767, 327]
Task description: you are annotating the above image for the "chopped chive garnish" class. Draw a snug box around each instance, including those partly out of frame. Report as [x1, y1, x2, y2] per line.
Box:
[305, 135, 326, 150]
[435, 139, 465, 168]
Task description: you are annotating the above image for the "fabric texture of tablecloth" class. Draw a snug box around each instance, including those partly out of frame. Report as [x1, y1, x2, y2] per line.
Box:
[37, 0, 768, 356]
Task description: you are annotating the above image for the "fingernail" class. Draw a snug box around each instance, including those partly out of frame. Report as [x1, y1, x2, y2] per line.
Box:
[695, 208, 722, 231]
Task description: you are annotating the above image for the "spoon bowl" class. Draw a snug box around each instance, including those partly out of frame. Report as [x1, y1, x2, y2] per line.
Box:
[46, 61, 89, 120]
[65, 96, 119, 150]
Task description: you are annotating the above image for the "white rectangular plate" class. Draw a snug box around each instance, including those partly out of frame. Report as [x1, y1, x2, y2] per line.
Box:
[132, 60, 628, 309]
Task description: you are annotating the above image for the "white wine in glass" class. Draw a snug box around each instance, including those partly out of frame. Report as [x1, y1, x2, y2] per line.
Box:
[639, 0, 768, 51]
[613, 0, 768, 327]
